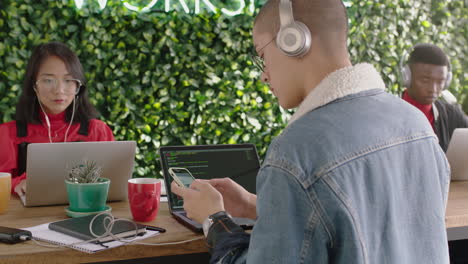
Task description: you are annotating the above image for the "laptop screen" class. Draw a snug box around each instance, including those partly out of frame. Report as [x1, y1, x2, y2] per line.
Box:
[446, 128, 468, 180]
[159, 144, 260, 211]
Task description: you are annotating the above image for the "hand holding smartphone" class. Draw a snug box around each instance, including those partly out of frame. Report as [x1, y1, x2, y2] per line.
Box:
[168, 167, 195, 188]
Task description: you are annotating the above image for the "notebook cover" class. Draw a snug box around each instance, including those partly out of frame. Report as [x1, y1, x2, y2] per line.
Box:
[48, 214, 146, 243]
[25, 223, 159, 253]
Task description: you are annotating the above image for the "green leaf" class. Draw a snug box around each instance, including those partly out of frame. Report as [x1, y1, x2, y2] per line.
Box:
[0, 0, 466, 178]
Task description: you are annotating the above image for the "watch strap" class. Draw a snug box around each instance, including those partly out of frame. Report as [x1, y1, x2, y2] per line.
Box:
[203, 211, 228, 237]
[206, 213, 244, 249]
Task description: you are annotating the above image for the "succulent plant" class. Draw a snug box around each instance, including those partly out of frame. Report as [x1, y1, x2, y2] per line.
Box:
[66, 160, 102, 183]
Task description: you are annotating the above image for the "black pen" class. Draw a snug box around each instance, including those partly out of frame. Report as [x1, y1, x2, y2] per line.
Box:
[145, 225, 166, 233]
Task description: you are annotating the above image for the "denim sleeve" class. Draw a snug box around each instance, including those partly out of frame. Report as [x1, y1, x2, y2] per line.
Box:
[210, 163, 322, 264]
[209, 230, 250, 264]
[207, 216, 250, 264]
[245, 164, 317, 263]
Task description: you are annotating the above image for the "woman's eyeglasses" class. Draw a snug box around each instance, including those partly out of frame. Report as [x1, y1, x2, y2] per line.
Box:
[35, 78, 81, 95]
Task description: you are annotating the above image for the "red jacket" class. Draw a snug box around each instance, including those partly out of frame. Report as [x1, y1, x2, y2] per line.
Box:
[0, 111, 115, 193]
[402, 90, 435, 129]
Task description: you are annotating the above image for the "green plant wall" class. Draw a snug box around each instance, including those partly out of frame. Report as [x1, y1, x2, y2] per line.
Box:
[0, 0, 466, 178]
[346, 0, 467, 102]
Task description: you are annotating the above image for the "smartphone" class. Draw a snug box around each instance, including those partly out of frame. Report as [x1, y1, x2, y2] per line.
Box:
[168, 167, 196, 188]
[0, 226, 32, 244]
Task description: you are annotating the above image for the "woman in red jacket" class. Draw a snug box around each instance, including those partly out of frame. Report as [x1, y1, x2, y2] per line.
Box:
[0, 42, 114, 196]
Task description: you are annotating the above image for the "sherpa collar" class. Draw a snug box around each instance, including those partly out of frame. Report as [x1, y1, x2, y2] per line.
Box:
[288, 63, 385, 125]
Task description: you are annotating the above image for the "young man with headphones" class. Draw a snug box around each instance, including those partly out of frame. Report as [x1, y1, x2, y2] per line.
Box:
[400, 43, 468, 152]
[172, 0, 450, 263]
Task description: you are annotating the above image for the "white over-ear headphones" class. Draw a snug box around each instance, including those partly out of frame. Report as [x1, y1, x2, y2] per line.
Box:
[400, 43, 453, 90]
[276, 0, 312, 57]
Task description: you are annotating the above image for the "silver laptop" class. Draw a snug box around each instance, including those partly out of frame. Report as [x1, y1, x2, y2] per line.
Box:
[22, 141, 136, 206]
[447, 128, 468, 180]
[159, 144, 259, 233]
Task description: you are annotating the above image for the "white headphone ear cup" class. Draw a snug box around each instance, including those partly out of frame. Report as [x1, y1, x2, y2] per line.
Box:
[276, 21, 311, 57]
[295, 22, 311, 56]
[401, 65, 411, 88]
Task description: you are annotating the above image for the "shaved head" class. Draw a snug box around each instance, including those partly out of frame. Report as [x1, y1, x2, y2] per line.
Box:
[254, 0, 348, 55]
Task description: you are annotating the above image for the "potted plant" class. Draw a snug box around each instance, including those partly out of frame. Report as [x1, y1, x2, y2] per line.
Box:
[65, 160, 110, 214]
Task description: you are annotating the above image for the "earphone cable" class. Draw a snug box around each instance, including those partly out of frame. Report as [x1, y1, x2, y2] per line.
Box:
[37, 99, 52, 143]
[63, 96, 77, 143]
[28, 212, 205, 249]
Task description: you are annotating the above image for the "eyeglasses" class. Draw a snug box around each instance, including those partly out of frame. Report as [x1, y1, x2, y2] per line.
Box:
[251, 36, 276, 72]
[35, 78, 82, 95]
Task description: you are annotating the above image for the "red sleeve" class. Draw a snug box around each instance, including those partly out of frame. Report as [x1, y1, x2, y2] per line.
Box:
[0, 122, 23, 193]
[87, 120, 115, 141]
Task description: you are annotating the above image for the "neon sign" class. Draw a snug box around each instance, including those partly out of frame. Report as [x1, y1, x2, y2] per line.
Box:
[74, 0, 255, 16]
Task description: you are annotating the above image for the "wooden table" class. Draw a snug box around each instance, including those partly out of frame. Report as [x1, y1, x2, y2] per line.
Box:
[446, 181, 468, 229]
[0, 197, 207, 264]
[1, 181, 467, 263]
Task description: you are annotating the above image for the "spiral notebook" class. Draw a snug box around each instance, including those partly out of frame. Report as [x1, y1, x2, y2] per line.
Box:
[48, 214, 147, 244]
[24, 219, 160, 253]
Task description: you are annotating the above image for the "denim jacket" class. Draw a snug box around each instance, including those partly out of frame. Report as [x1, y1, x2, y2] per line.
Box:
[209, 64, 450, 264]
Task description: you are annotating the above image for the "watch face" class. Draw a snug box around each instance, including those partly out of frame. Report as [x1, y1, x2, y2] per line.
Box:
[203, 211, 230, 236]
[202, 217, 212, 237]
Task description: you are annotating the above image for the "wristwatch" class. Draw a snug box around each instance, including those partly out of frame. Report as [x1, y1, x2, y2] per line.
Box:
[202, 211, 231, 237]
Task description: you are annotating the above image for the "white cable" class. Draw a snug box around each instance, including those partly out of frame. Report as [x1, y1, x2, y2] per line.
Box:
[29, 211, 205, 249]
[131, 236, 204, 246]
[31, 238, 63, 248]
[35, 84, 78, 143]
[19, 235, 31, 241]
[30, 235, 204, 248]
[37, 98, 52, 143]
[63, 96, 77, 143]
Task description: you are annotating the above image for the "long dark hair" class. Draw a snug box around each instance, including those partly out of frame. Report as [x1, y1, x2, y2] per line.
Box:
[15, 41, 98, 124]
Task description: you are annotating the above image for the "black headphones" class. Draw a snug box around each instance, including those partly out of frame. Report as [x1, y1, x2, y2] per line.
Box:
[276, 0, 312, 57]
[399, 43, 453, 89]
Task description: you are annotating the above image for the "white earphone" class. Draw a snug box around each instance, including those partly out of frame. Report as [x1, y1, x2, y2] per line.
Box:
[34, 87, 53, 143]
[33, 86, 78, 143]
[276, 0, 312, 57]
[400, 43, 453, 89]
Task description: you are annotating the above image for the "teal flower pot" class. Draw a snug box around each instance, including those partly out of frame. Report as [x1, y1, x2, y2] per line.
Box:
[65, 178, 110, 212]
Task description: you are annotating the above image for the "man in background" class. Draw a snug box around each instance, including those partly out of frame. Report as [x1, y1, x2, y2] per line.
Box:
[401, 43, 468, 152]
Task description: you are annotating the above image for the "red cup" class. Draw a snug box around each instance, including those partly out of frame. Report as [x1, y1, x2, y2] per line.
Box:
[128, 178, 161, 222]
